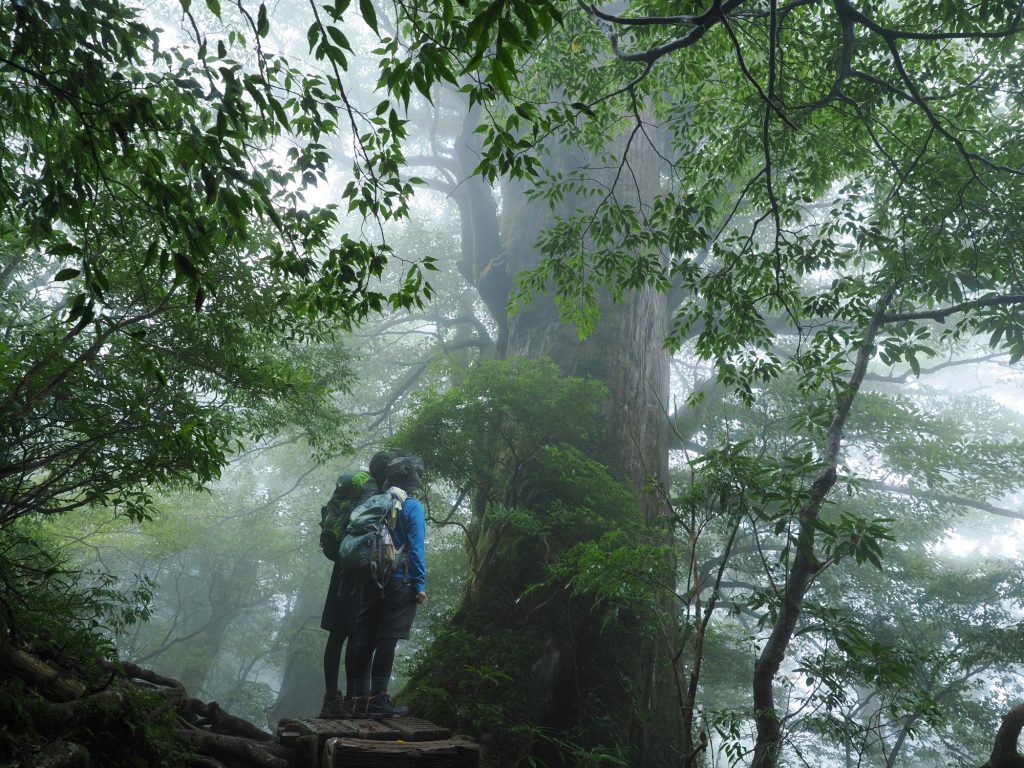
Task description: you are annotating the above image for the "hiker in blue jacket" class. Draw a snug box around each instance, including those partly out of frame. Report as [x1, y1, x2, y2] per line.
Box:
[351, 455, 426, 717]
[319, 448, 406, 720]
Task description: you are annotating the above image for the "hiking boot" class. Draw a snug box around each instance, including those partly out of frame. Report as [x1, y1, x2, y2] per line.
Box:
[319, 694, 355, 720]
[366, 692, 409, 718]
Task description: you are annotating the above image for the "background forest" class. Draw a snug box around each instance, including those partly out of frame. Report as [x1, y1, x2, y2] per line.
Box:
[3, 0, 1024, 767]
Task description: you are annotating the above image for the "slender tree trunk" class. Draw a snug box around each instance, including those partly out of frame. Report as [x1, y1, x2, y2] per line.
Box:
[750, 288, 894, 768]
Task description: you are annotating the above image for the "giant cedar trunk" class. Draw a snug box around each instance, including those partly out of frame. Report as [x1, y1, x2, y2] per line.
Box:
[426, 106, 680, 766]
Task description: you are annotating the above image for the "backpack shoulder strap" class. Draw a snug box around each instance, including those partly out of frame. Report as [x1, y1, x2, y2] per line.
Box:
[385, 490, 412, 567]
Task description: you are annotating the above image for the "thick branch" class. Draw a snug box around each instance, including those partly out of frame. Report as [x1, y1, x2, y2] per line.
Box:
[584, 0, 749, 64]
[881, 294, 1024, 324]
[986, 703, 1024, 768]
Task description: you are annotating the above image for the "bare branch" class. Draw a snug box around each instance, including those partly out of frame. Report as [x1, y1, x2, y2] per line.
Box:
[848, 477, 1024, 521]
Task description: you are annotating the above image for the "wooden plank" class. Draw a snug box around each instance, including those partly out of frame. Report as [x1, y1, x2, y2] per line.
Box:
[347, 719, 403, 740]
[323, 737, 480, 768]
[381, 717, 451, 742]
[277, 717, 367, 742]
[290, 735, 319, 768]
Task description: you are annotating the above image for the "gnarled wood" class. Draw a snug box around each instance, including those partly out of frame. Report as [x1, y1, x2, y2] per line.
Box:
[102, 658, 185, 691]
[985, 704, 1024, 768]
[181, 730, 291, 768]
[0, 642, 86, 702]
[184, 697, 274, 742]
[6, 646, 474, 768]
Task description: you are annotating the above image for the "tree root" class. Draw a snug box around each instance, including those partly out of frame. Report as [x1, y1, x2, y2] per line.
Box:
[3, 642, 292, 768]
[0, 643, 86, 702]
[24, 740, 89, 768]
[181, 731, 291, 768]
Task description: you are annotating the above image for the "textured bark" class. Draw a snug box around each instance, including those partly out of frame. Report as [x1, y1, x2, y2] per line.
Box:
[0, 642, 87, 701]
[7, 645, 294, 768]
[181, 731, 291, 768]
[499, 132, 678, 766]
[986, 704, 1024, 768]
[451, 105, 513, 357]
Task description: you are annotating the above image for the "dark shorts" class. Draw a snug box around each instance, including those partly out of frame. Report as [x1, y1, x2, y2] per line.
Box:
[358, 578, 418, 641]
[320, 561, 362, 635]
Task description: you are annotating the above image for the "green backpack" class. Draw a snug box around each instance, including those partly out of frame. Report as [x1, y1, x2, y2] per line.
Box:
[338, 487, 408, 588]
[319, 470, 372, 562]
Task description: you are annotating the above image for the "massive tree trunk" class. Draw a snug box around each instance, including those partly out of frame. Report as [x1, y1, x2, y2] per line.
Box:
[266, 562, 328, 727]
[501, 144, 677, 765]
[428, 102, 680, 767]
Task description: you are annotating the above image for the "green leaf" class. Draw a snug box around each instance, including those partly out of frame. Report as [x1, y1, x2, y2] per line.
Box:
[53, 268, 81, 281]
[571, 101, 596, 118]
[257, 3, 269, 37]
[359, 0, 378, 34]
[327, 26, 350, 51]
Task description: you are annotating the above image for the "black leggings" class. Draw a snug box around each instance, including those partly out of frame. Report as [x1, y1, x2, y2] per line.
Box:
[323, 630, 361, 694]
[354, 636, 399, 684]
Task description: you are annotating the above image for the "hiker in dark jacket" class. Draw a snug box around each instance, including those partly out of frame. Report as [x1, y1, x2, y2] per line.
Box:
[319, 449, 406, 719]
[351, 455, 426, 717]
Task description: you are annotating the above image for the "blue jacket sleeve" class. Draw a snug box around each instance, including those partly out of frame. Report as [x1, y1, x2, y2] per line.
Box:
[402, 498, 426, 593]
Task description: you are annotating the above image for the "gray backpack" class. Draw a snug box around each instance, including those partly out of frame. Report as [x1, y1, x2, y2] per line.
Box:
[338, 487, 408, 588]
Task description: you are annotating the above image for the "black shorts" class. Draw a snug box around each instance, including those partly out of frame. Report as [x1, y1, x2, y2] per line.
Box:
[358, 579, 418, 641]
[320, 561, 362, 635]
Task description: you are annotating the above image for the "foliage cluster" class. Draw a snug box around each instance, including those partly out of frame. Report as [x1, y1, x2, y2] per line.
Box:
[396, 360, 665, 764]
[663, 372, 1024, 765]
[0, 527, 186, 766]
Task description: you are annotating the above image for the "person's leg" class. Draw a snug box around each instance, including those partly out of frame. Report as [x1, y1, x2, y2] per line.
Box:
[343, 630, 361, 698]
[366, 635, 408, 716]
[319, 630, 347, 718]
[366, 581, 417, 717]
[352, 637, 374, 693]
[351, 581, 384, 715]
[369, 637, 398, 697]
[323, 630, 344, 694]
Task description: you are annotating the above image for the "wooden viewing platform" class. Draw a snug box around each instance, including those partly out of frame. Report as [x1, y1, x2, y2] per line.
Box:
[277, 716, 480, 768]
